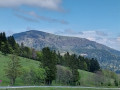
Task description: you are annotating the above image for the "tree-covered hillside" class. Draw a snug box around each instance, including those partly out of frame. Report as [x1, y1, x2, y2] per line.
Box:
[13, 30, 120, 73]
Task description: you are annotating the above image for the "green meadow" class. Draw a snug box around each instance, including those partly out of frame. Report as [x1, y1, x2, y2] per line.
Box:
[0, 52, 39, 86]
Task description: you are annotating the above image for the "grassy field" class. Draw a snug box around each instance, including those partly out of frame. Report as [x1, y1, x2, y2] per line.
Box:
[0, 52, 39, 86]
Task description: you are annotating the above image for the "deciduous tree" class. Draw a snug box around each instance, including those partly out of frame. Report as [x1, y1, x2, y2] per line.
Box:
[5, 55, 22, 85]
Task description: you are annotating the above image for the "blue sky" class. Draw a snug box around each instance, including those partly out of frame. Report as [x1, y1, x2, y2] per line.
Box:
[0, 0, 120, 50]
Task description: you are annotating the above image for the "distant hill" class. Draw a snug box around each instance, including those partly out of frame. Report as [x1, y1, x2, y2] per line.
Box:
[13, 30, 120, 73]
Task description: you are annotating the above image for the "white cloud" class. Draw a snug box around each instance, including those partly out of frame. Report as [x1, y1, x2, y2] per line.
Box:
[95, 31, 108, 36]
[15, 13, 39, 23]
[0, 0, 62, 11]
[55, 29, 83, 35]
[117, 37, 120, 41]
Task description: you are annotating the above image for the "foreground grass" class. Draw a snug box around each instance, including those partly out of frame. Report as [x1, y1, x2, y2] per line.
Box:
[0, 87, 119, 90]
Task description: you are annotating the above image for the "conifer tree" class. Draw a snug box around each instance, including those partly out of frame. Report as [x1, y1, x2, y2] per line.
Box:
[41, 47, 57, 85]
[72, 69, 79, 85]
[8, 36, 16, 50]
[90, 58, 100, 72]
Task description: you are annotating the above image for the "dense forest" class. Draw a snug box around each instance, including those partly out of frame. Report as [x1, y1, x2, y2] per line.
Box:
[0, 32, 119, 86]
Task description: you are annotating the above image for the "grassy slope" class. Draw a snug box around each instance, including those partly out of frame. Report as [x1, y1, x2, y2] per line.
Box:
[78, 70, 94, 86]
[0, 52, 39, 86]
[78, 70, 115, 87]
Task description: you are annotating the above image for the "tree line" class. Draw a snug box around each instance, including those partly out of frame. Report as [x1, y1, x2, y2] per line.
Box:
[0, 32, 37, 59]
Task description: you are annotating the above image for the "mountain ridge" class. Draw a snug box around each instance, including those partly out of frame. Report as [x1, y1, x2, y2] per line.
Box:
[13, 30, 120, 73]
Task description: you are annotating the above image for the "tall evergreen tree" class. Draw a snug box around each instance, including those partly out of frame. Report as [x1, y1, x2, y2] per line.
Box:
[1, 41, 12, 55]
[64, 52, 70, 67]
[41, 47, 57, 85]
[0, 32, 7, 51]
[7, 36, 16, 50]
[69, 54, 78, 70]
[2, 32, 7, 42]
[72, 69, 79, 85]
[90, 58, 100, 72]
[56, 51, 63, 65]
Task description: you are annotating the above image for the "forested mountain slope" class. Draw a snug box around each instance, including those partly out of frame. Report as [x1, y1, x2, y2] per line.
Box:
[13, 30, 120, 73]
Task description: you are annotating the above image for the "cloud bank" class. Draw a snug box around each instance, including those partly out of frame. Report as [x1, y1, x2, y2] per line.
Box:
[0, 0, 62, 11]
[55, 30, 120, 51]
[14, 9, 68, 24]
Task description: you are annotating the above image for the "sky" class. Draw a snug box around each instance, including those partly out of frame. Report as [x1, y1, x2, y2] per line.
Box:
[0, 0, 120, 50]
